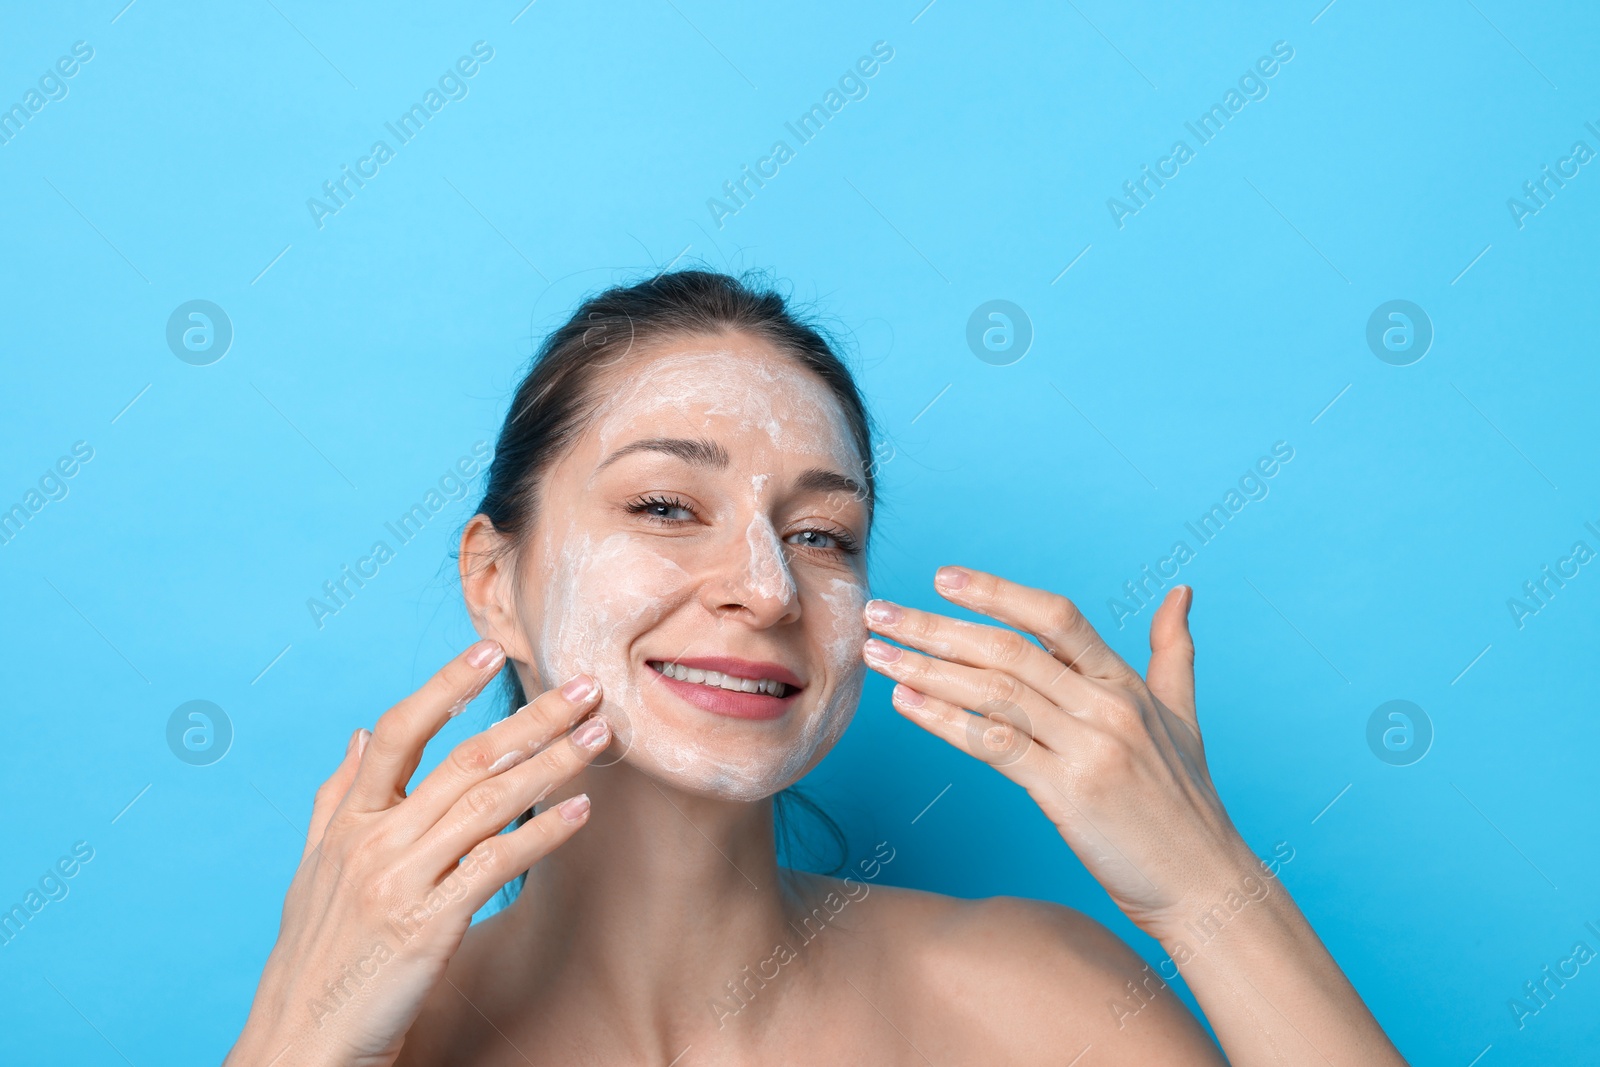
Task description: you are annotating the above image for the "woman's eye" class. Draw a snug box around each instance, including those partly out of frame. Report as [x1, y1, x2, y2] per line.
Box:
[625, 495, 700, 523]
[642, 501, 695, 521]
[785, 529, 839, 550]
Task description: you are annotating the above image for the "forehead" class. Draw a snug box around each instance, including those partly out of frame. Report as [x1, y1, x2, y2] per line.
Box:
[584, 334, 860, 472]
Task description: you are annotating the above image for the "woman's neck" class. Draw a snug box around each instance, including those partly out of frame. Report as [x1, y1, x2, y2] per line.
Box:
[496, 763, 805, 1045]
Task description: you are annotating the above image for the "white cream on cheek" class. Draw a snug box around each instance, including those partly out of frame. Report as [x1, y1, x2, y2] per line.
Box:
[526, 522, 857, 801]
[528, 525, 687, 775]
[806, 575, 869, 759]
[517, 346, 868, 801]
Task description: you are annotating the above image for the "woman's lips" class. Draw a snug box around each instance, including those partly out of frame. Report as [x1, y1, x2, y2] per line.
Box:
[644, 656, 804, 721]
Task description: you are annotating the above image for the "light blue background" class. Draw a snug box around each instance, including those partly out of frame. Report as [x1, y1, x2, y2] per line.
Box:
[2, 1, 1597, 1063]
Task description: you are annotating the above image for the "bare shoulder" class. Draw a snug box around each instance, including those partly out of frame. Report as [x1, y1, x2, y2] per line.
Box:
[801, 873, 1224, 1066]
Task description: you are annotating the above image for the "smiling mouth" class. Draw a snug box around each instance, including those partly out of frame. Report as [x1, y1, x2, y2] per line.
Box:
[647, 660, 795, 698]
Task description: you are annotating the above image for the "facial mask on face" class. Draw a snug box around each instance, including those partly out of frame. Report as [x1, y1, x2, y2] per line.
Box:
[532, 528, 866, 800]
[521, 348, 869, 801]
[744, 475, 797, 607]
[590, 350, 858, 472]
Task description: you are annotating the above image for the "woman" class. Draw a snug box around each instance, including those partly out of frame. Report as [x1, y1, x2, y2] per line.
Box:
[227, 271, 1404, 1065]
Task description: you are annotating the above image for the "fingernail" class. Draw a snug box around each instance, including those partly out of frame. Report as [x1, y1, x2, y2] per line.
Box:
[355, 729, 370, 760]
[863, 638, 902, 664]
[467, 639, 504, 669]
[892, 683, 924, 708]
[571, 716, 609, 749]
[561, 674, 599, 702]
[864, 599, 901, 625]
[346, 728, 361, 754]
[935, 566, 969, 591]
[557, 794, 591, 822]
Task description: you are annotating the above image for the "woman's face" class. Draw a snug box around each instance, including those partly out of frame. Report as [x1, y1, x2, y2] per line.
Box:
[508, 332, 870, 801]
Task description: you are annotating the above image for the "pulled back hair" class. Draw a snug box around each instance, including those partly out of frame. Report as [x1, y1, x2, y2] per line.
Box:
[475, 269, 875, 882]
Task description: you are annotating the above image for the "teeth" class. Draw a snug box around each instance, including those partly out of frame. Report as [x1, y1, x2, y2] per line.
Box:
[651, 661, 790, 697]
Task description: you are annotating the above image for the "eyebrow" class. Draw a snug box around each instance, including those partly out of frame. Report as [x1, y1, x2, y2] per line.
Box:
[795, 468, 868, 505]
[596, 437, 731, 472]
[595, 438, 869, 506]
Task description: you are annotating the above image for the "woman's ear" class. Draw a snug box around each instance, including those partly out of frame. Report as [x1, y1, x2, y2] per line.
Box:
[459, 514, 535, 663]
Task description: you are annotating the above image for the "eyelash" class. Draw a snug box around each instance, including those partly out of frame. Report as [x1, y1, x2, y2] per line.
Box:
[627, 494, 697, 523]
[625, 494, 861, 556]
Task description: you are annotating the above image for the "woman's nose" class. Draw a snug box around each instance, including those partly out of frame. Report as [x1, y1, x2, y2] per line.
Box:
[702, 514, 800, 626]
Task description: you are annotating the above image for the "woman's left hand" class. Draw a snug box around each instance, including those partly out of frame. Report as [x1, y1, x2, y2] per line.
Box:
[861, 567, 1257, 937]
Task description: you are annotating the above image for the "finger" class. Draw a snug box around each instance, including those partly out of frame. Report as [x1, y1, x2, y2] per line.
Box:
[442, 794, 594, 917]
[344, 639, 507, 814]
[894, 682, 1172, 910]
[933, 567, 1137, 683]
[864, 599, 1100, 708]
[305, 728, 367, 860]
[862, 637, 1075, 754]
[1147, 585, 1197, 725]
[886, 682, 1057, 781]
[415, 712, 611, 872]
[403, 674, 602, 829]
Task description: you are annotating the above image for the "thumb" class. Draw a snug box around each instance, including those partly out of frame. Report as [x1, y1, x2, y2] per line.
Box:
[304, 728, 368, 860]
[1146, 585, 1197, 725]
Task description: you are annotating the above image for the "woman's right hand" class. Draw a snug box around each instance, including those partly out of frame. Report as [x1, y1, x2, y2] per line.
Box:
[225, 640, 610, 1067]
